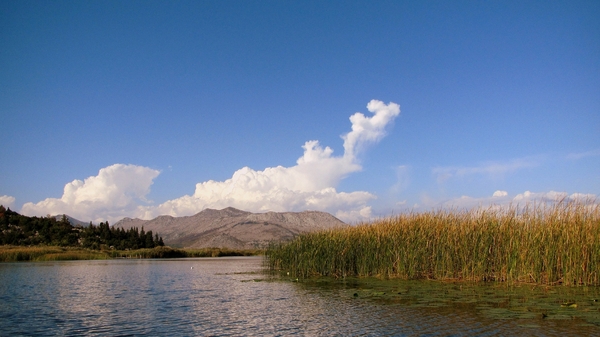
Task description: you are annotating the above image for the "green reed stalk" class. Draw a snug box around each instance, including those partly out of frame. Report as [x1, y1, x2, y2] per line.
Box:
[266, 201, 600, 286]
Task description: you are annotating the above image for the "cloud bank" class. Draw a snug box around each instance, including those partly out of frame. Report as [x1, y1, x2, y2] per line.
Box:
[141, 100, 401, 222]
[21, 164, 160, 223]
[0, 195, 15, 209]
[20, 100, 401, 223]
[436, 190, 598, 210]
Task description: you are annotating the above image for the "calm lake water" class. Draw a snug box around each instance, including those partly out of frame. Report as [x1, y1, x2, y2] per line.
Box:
[0, 257, 599, 336]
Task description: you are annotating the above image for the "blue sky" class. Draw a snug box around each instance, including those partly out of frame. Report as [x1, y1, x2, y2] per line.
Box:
[1, 1, 598, 223]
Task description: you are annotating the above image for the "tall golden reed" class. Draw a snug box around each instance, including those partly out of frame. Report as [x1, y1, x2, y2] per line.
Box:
[266, 201, 600, 286]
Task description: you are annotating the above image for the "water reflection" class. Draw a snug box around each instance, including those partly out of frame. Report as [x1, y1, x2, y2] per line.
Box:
[290, 277, 600, 335]
[1, 257, 598, 336]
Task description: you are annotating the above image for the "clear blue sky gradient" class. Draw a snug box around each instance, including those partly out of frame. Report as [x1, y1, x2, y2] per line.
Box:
[1, 1, 599, 221]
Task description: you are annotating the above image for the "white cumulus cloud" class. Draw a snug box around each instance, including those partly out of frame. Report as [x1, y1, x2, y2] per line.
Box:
[343, 100, 402, 158]
[0, 195, 16, 209]
[19, 100, 400, 223]
[141, 100, 400, 223]
[141, 100, 400, 221]
[21, 164, 160, 223]
[493, 190, 508, 197]
[512, 190, 597, 203]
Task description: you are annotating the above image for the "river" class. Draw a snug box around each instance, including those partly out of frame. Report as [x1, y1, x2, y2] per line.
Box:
[0, 257, 598, 336]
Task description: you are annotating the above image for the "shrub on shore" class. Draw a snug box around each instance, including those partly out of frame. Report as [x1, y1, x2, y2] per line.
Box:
[266, 201, 600, 286]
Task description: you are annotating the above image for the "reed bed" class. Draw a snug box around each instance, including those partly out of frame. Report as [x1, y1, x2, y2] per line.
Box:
[182, 248, 263, 258]
[0, 246, 109, 262]
[0, 245, 264, 262]
[266, 201, 600, 286]
[108, 247, 262, 259]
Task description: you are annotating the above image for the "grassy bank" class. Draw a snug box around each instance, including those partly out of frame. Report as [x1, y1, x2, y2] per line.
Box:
[107, 246, 263, 259]
[0, 245, 263, 262]
[266, 202, 600, 286]
[0, 246, 109, 262]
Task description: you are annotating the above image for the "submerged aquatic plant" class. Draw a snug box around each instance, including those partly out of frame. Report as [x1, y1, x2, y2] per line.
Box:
[266, 201, 600, 286]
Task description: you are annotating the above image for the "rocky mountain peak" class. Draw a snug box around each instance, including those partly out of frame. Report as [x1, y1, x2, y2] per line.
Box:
[114, 208, 346, 249]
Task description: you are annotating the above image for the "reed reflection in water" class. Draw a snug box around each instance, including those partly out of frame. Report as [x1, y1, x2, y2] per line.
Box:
[0, 257, 598, 336]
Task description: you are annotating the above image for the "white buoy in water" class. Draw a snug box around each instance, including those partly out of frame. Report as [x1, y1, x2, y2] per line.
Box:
[191, 267, 193, 269]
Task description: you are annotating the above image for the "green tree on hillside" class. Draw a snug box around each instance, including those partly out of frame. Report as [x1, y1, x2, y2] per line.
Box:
[0, 207, 165, 249]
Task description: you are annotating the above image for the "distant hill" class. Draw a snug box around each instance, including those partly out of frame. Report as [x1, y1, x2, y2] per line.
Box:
[113, 207, 347, 249]
[53, 214, 89, 227]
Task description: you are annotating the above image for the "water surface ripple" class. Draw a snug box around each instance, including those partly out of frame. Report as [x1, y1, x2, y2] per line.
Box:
[1, 257, 598, 336]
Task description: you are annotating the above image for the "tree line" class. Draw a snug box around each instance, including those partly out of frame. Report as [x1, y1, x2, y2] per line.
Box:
[0, 205, 164, 250]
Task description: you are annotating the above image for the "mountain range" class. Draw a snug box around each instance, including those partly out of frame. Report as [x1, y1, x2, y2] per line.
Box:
[113, 207, 346, 249]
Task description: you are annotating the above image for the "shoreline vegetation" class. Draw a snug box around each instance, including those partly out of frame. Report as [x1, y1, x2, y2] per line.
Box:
[0, 205, 262, 261]
[0, 205, 165, 250]
[266, 201, 600, 286]
[0, 245, 263, 262]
